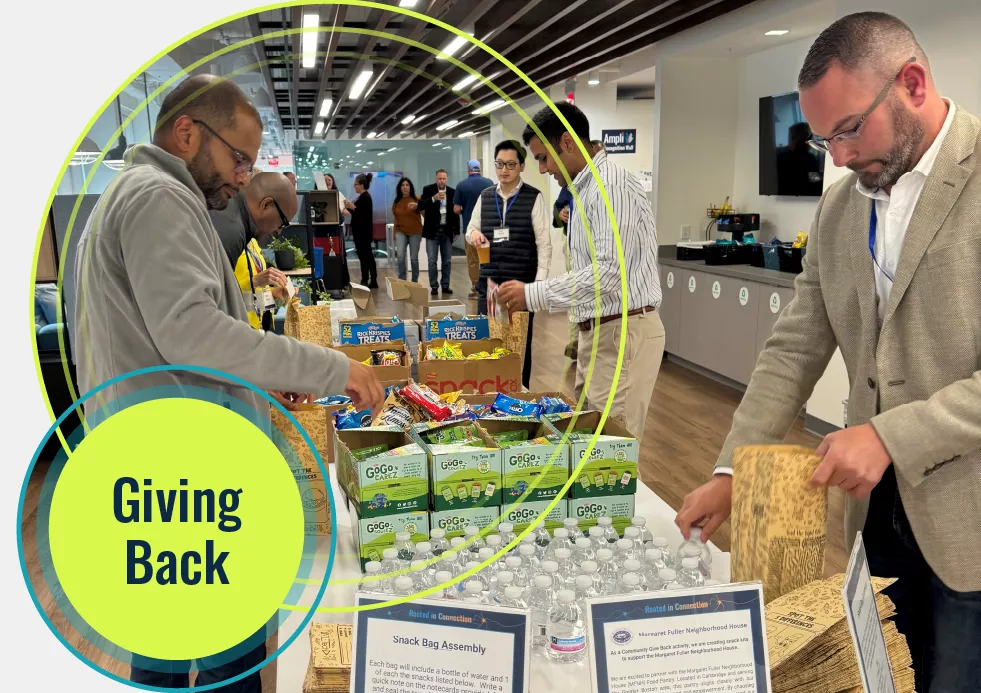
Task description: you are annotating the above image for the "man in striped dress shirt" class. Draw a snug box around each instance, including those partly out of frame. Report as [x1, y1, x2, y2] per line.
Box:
[496, 102, 665, 442]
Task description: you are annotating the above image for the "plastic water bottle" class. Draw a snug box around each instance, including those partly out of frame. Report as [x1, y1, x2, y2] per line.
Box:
[546, 528, 574, 560]
[430, 528, 451, 557]
[652, 536, 675, 569]
[394, 532, 416, 563]
[595, 549, 620, 595]
[546, 589, 587, 662]
[575, 574, 600, 605]
[465, 560, 489, 592]
[677, 527, 712, 578]
[434, 570, 454, 599]
[410, 560, 435, 590]
[485, 535, 506, 570]
[540, 559, 564, 592]
[614, 538, 639, 567]
[497, 523, 517, 552]
[631, 517, 655, 546]
[531, 522, 551, 554]
[596, 516, 619, 545]
[657, 569, 678, 590]
[380, 548, 404, 580]
[618, 572, 644, 595]
[526, 574, 555, 648]
[644, 547, 667, 573]
[413, 542, 436, 568]
[461, 580, 487, 604]
[623, 526, 643, 550]
[517, 543, 540, 585]
[450, 537, 468, 567]
[393, 575, 416, 597]
[587, 526, 608, 550]
[504, 556, 525, 587]
[553, 548, 579, 590]
[578, 560, 602, 595]
[477, 548, 498, 594]
[572, 537, 596, 567]
[464, 526, 485, 559]
[563, 518, 584, 542]
[622, 559, 648, 590]
[491, 571, 516, 604]
[500, 585, 528, 609]
[679, 557, 705, 588]
[358, 562, 387, 594]
[642, 562, 664, 591]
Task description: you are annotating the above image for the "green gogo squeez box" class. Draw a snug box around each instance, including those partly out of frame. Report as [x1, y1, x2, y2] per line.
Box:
[499, 498, 568, 534]
[567, 495, 636, 537]
[335, 427, 429, 518]
[354, 510, 430, 570]
[545, 411, 638, 498]
[411, 421, 502, 511]
[478, 418, 570, 503]
[429, 506, 500, 540]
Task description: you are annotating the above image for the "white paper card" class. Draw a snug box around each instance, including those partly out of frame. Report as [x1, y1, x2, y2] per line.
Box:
[842, 532, 897, 693]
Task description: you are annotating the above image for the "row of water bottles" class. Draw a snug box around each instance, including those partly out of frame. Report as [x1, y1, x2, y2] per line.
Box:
[357, 517, 719, 663]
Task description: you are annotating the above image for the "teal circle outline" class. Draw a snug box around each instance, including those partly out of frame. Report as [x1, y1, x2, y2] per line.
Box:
[16, 363, 337, 692]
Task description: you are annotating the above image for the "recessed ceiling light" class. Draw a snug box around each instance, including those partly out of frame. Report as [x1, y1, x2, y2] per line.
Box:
[453, 75, 477, 91]
[765, 30, 789, 36]
[349, 69, 373, 100]
[301, 14, 320, 69]
[436, 119, 459, 131]
[319, 97, 333, 117]
[473, 99, 506, 115]
[438, 32, 475, 60]
[401, 114, 416, 125]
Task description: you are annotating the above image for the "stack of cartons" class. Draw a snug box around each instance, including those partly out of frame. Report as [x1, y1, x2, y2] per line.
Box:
[302, 623, 352, 693]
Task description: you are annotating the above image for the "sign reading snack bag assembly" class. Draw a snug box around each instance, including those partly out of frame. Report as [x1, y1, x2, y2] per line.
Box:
[601, 129, 637, 154]
[587, 583, 771, 693]
[842, 532, 897, 693]
[352, 595, 530, 693]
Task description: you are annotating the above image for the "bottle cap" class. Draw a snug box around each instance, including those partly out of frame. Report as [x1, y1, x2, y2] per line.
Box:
[410, 560, 426, 569]
[496, 571, 514, 584]
[395, 532, 411, 542]
[505, 556, 522, 569]
[658, 568, 677, 582]
[465, 580, 483, 594]
[435, 570, 452, 584]
[465, 561, 480, 570]
[690, 527, 702, 540]
[652, 536, 669, 548]
[564, 518, 579, 527]
[486, 535, 502, 546]
[504, 585, 523, 599]
[464, 526, 479, 537]
[365, 561, 381, 573]
[519, 544, 537, 556]
[682, 557, 699, 569]
[623, 559, 642, 572]
[521, 535, 536, 544]
[382, 548, 398, 560]
[554, 548, 572, 560]
[576, 575, 594, 588]
[395, 576, 414, 590]
[631, 517, 646, 527]
[534, 575, 553, 588]
[645, 548, 662, 562]
[478, 548, 495, 560]
[597, 517, 613, 526]
[684, 545, 701, 558]
[415, 542, 432, 553]
[576, 538, 592, 549]
[580, 560, 598, 574]
[450, 537, 465, 547]
[624, 527, 640, 538]
[554, 528, 570, 539]
[557, 589, 576, 604]
[541, 560, 559, 573]
[596, 549, 614, 561]
[623, 573, 641, 587]
[498, 523, 514, 533]
[616, 539, 633, 550]
[430, 528, 446, 539]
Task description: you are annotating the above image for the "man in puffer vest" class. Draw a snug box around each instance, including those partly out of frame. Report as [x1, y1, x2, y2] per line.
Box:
[466, 139, 552, 388]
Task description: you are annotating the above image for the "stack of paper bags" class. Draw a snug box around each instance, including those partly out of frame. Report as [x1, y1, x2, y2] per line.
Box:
[302, 623, 353, 693]
[766, 574, 915, 692]
[488, 310, 529, 362]
[731, 445, 828, 602]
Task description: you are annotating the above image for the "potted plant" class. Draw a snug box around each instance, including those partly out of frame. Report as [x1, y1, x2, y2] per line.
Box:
[267, 237, 310, 272]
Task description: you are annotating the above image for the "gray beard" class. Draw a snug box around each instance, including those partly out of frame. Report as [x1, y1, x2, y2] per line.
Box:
[187, 140, 229, 210]
[856, 99, 925, 189]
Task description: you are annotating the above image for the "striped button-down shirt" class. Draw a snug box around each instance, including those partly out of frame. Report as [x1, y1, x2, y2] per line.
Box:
[525, 149, 661, 322]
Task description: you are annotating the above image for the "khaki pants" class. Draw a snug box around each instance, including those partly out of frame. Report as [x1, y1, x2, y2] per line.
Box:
[575, 311, 665, 446]
[465, 241, 480, 288]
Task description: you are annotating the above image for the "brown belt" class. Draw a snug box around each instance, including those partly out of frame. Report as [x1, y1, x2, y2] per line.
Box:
[578, 306, 656, 332]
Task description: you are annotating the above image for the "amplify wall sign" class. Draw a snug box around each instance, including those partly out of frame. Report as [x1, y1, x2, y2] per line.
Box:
[601, 129, 637, 154]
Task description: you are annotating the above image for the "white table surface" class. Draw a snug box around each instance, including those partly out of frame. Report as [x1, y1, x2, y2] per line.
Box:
[275, 468, 730, 692]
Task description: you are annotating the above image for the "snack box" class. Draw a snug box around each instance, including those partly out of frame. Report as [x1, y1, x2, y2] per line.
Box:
[478, 418, 570, 503]
[411, 421, 502, 511]
[417, 338, 522, 395]
[544, 411, 638, 497]
[335, 427, 429, 518]
[567, 495, 636, 537]
[426, 313, 490, 341]
[338, 316, 406, 345]
[499, 498, 568, 535]
[353, 508, 429, 571]
[429, 506, 500, 540]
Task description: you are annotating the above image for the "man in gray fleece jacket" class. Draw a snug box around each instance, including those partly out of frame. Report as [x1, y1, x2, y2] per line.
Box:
[75, 75, 383, 426]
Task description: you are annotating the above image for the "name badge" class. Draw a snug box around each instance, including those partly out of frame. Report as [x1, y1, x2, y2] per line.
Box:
[493, 227, 510, 242]
[260, 289, 276, 311]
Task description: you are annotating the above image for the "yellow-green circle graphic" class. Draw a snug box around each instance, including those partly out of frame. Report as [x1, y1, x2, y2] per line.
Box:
[48, 398, 305, 661]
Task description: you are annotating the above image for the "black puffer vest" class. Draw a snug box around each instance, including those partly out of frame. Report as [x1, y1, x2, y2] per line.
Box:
[478, 183, 539, 283]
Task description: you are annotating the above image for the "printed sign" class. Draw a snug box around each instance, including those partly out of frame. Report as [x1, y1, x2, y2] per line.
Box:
[688, 276, 697, 293]
[842, 532, 897, 693]
[739, 286, 749, 306]
[769, 292, 781, 314]
[601, 129, 637, 154]
[712, 281, 721, 300]
[666, 271, 674, 289]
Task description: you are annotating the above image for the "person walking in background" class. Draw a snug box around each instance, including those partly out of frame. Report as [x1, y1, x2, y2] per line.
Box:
[420, 169, 459, 296]
[392, 176, 423, 282]
[350, 173, 377, 288]
[453, 159, 493, 300]
[467, 140, 551, 389]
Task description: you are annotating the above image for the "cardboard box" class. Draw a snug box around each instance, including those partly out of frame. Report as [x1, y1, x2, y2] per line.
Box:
[430, 506, 500, 540]
[545, 411, 639, 497]
[417, 338, 522, 395]
[412, 421, 502, 511]
[499, 498, 568, 534]
[567, 495, 636, 537]
[331, 341, 411, 383]
[338, 316, 406, 345]
[385, 278, 465, 318]
[478, 418, 570, 502]
[335, 428, 429, 518]
[426, 313, 490, 341]
[353, 509, 429, 570]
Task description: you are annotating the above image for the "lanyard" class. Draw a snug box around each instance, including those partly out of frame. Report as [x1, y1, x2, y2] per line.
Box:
[868, 203, 894, 283]
[495, 188, 519, 225]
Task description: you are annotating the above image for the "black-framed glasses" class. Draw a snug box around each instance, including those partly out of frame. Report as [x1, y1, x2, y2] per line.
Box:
[807, 57, 916, 152]
[271, 199, 291, 231]
[495, 160, 518, 170]
[192, 119, 254, 174]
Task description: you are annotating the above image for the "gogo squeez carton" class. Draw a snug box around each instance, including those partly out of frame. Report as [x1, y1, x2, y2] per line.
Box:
[430, 506, 499, 540]
[411, 421, 502, 511]
[354, 511, 430, 570]
[500, 498, 568, 534]
[478, 417, 570, 503]
[545, 411, 638, 498]
[335, 427, 429, 518]
[568, 495, 636, 537]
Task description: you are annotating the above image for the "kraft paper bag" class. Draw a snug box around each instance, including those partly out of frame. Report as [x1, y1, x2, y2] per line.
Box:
[488, 310, 529, 363]
[284, 298, 334, 347]
[270, 404, 332, 536]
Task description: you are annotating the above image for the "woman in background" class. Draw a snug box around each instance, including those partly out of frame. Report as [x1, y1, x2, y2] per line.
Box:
[351, 173, 377, 287]
[311, 172, 348, 257]
[391, 177, 423, 282]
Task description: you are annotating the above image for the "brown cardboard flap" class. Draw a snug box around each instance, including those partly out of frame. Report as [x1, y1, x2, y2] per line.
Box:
[417, 338, 522, 395]
[349, 284, 376, 314]
[386, 278, 431, 305]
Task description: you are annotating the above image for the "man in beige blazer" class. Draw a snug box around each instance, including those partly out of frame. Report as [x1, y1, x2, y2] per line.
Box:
[676, 13, 981, 692]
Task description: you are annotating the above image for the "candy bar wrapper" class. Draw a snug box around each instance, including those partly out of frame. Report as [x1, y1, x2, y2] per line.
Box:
[401, 382, 452, 421]
[371, 389, 422, 428]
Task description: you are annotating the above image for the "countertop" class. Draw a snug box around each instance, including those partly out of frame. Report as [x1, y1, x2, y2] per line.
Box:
[659, 245, 799, 289]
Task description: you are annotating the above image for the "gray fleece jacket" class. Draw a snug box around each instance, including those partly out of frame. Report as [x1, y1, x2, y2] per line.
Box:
[74, 144, 350, 418]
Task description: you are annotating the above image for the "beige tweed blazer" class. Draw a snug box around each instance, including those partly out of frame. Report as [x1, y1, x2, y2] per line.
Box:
[717, 105, 981, 592]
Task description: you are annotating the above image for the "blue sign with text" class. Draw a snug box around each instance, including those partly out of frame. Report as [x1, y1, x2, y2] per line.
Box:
[602, 129, 637, 154]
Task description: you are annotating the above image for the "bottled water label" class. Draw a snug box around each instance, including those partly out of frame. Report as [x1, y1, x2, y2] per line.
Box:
[549, 633, 586, 654]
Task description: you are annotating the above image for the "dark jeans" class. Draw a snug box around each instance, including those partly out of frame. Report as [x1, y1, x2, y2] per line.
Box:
[427, 232, 452, 290]
[354, 232, 376, 284]
[864, 465, 981, 692]
[130, 639, 266, 691]
[476, 277, 534, 389]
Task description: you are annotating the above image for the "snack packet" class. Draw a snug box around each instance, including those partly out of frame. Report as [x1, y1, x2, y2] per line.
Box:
[314, 394, 352, 405]
[400, 382, 451, 421]
[466, 351, 491, 360]
[351, 444, 389, 460]
[538, 396, 571, 415]
[334, 405, 372, 430]
[491, 394, 540, 418]
[421, 424, 480, 446]
[371, 349, 403, 367]
[491, 429, 530, 446]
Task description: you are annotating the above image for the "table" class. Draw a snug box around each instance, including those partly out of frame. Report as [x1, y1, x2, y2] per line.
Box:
[275, 468, 730, 692]
[283, 268, 312, 277]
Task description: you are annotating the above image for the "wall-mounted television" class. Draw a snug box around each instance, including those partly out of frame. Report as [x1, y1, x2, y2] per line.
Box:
[759, 92, 825, 196]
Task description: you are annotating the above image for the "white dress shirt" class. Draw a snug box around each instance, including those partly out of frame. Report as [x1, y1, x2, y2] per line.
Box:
[466, 180, 552, 281]
[523, 149, 661, 322]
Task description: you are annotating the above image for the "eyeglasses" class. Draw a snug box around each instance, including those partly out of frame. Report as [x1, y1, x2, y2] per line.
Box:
[271, 199, 291, 231]
[192, 119, 254, 174]
[807, 57, 916, 153]
[495, 160, 519, 170]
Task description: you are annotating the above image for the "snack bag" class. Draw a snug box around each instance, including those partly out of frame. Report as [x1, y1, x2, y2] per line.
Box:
[491, 394, 540, 417]
[538, 396, 571, 415]
[371, 349, 403, 366]
[371, 390, 417, 428]
[334, 405, 372, 430]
